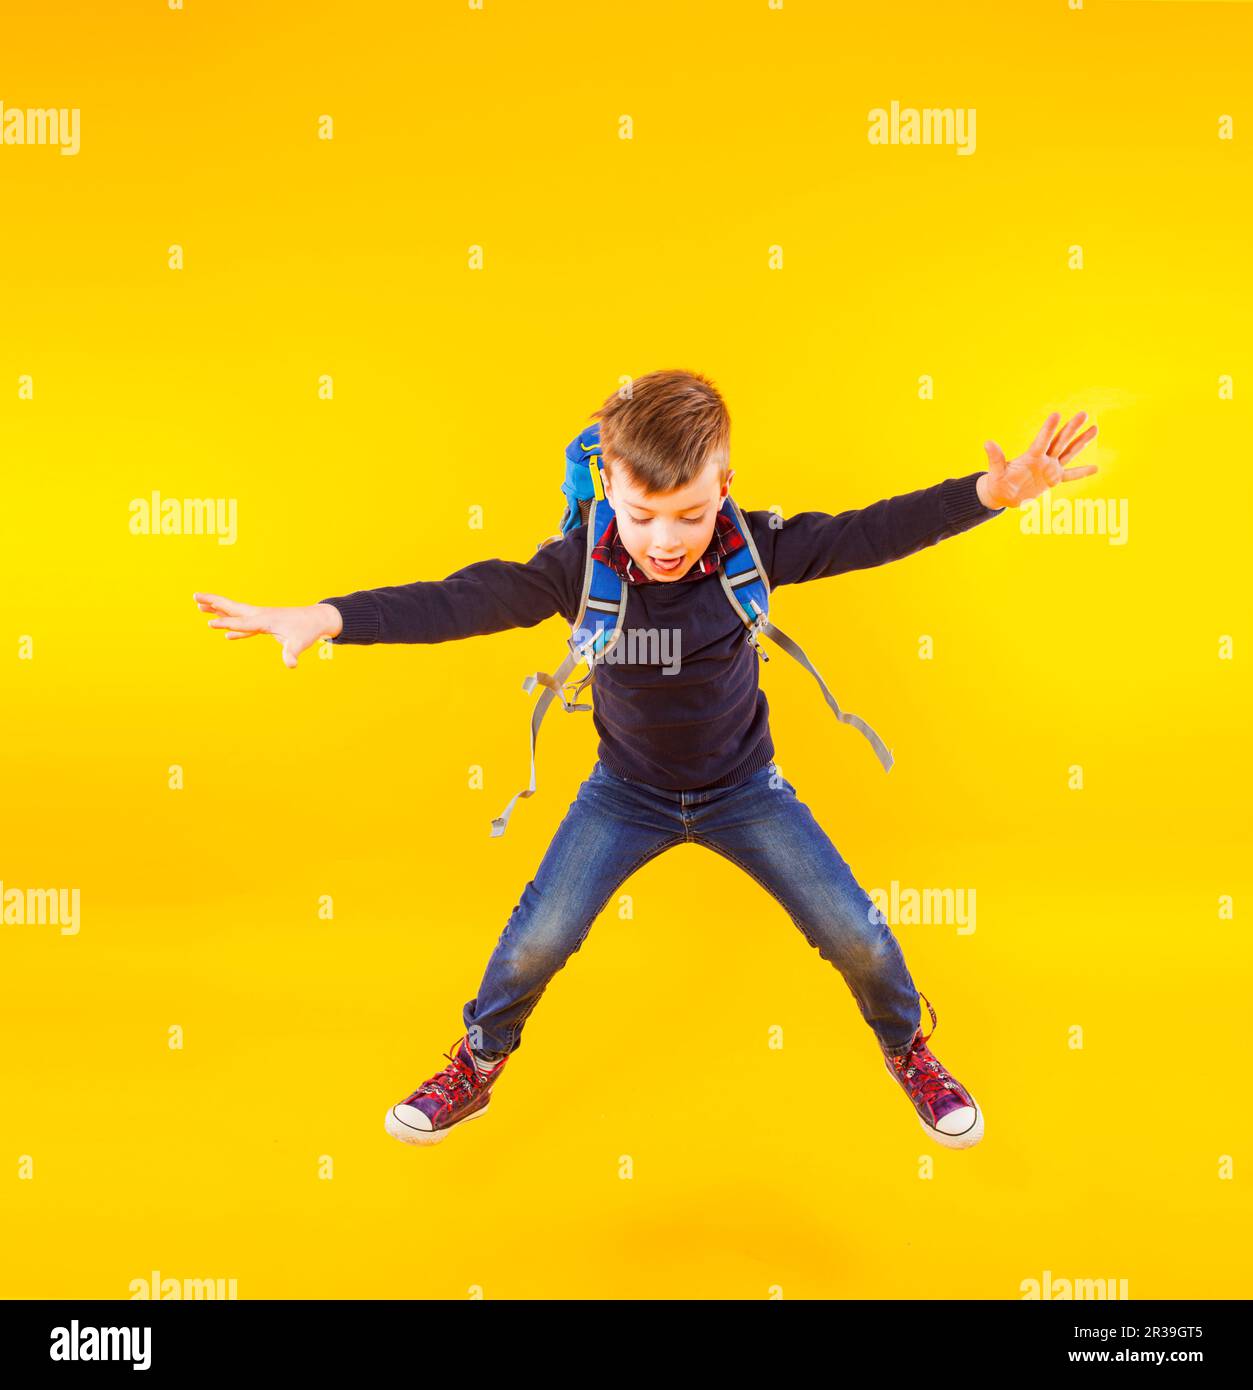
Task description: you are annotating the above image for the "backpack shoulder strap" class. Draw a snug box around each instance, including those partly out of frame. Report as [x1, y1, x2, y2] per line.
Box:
[569, 447, 628, 661]
[716, 493, 772, 652]
[717, 496, 894, 774]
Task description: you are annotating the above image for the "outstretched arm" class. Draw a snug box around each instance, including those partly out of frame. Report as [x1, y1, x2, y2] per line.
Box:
[748, 471, 997, 588]
[752, 410, 1097, 587]
[195, 526, 587, 667]
[319, 530, 585, 645]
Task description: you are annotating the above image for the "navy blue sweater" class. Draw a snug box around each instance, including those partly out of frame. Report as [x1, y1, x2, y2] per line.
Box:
[321, 471, 1003, 790]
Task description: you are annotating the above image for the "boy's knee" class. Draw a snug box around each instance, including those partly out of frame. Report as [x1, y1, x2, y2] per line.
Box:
[497, 917, 579, 979]
[826, 914, 893, 972]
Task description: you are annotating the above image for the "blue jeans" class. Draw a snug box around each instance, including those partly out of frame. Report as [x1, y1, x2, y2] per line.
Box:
[463, 759, 923, 1060]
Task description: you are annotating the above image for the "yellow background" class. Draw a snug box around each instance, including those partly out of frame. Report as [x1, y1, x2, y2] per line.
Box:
[1, 0, 1249, 1299]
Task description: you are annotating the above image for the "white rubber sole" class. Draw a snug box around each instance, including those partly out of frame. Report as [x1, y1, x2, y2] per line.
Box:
[384, 1102, 491, 1146]
[920, 1097, 985, 1150]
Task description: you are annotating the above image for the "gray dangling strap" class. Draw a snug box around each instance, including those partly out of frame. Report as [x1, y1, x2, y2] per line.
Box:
[524, 669, 593, 712]
[492, 484, 624, 836]
[490, 649, 585, 838]
[760, 617, 895, 773]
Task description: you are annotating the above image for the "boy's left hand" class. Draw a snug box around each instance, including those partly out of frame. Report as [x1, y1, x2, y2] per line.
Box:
[977, 411, 1099, 510]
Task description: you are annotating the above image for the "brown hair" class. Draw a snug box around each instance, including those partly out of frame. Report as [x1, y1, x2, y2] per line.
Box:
[590, 369, 730, 498]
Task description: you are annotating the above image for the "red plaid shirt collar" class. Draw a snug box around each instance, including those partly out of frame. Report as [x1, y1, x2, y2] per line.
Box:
[590, 506, 744, 585]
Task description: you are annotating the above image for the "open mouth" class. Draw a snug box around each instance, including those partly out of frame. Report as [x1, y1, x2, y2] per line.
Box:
[649, 555, 684, 573]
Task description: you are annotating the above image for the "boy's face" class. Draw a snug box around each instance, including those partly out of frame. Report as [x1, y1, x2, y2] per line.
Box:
[602, 452, 734, 582]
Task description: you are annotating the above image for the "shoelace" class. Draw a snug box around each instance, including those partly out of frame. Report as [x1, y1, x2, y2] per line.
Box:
[890, 994, 959, 1106]
[408, 1036, 479, 1107]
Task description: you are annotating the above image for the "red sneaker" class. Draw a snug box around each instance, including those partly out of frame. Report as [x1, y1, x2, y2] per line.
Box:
[883, 994, 984, 1149]
[385, 1034, 509, 1146]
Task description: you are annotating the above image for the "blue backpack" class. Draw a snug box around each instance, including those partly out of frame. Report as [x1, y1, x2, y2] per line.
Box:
[489, 422, 893, 836]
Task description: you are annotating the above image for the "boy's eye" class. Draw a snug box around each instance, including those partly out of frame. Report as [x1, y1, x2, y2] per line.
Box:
[627, 514, 705, 525]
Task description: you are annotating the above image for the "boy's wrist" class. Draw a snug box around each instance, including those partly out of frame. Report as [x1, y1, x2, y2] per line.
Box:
[975, 472, 1000, 510]
[314, 602, 343, 638]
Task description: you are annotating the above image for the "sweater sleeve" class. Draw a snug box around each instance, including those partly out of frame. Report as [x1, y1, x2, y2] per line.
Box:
[318, 525, 588, 644]
[744, 471, 1003, 588]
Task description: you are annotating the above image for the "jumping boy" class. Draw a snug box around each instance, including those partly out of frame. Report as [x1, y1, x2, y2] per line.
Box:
[195, 370, 1097, 1152]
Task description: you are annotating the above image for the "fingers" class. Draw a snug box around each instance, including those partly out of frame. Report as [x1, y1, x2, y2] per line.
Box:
[208, 614, 265, 634]
[218, 626, 302, 665]
[193, 592, 244, 616]
[1060, 464, 1099, 481]
[1030, 412, 1061, 453]
[1056, 424, 1098, 466]
[197, 591, 301, 664]
[1048, 411, 1088, 456]
[983, 440, 1007, 472]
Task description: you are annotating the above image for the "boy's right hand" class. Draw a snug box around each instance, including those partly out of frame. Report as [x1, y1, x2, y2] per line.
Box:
[194, 594, 343, 669]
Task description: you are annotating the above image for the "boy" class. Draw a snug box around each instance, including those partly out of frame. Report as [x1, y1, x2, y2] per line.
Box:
[195, 370, 1096, 1152]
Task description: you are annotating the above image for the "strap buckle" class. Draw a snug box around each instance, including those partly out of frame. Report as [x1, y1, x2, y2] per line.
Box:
[564, 670, 594, 703]
[568, 628, 603, 666]
[745, 599, 770, 662]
